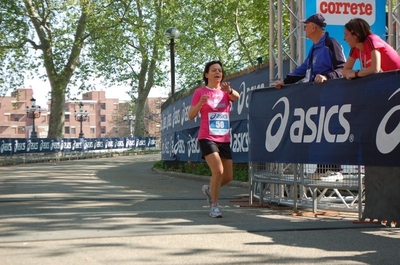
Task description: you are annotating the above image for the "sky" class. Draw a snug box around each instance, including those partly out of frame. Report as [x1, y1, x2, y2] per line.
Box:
[8, 77, 170, 107]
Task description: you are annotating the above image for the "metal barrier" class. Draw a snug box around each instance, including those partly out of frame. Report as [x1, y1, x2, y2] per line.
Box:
[249, 163, 364, 218]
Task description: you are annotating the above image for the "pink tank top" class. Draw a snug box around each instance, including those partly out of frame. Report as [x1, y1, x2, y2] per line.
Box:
[191, 86, 232, 142]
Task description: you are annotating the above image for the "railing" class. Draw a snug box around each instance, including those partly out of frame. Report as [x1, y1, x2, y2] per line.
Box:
[0, 137, 160, 166]
[250, 163, 364, 218]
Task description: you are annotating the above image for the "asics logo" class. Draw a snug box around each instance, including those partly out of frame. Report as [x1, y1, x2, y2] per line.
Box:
[265, 97, 351, 152]
[376, 88, 400, 154]
[266, 98, 289, 152]
[210, 113, 228, 119]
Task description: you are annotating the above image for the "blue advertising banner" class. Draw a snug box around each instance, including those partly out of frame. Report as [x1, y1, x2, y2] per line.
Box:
[0, 137, 157, 156]
[248, 71, 400, 167]
[160, 119, 249, 163]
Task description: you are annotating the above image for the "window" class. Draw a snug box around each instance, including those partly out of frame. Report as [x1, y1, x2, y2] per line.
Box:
[100, 115, 106, 122]
[71, 128, 76, 134]
[65, 127, 70, 134]
[65, 114, 70, 122]
[90, 128, 95, 134]
[14, 116, 19, 122]
[100, 103, 106, 110]
[101, 126, 106, 134]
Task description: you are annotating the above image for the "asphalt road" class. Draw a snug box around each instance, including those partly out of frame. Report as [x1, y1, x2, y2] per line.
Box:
[0, 154, 398, 265]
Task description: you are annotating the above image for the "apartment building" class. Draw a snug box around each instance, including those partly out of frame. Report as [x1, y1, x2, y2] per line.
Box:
[63, 90, 120, 138]
[1, 88, 166, 139]
[0, 88, 49, 138]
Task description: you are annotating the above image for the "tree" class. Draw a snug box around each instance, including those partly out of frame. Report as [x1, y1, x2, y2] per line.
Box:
[105, 101, 132, 138]
[0, 0, 128, 138]
[89, 0, 170, 137]
[1, 0, 287, 139]
[170, 0, 271, 89]
[90, 0, 273, 137]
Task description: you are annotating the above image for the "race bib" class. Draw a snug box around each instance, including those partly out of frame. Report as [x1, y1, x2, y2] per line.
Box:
[208, 112, 230, 135]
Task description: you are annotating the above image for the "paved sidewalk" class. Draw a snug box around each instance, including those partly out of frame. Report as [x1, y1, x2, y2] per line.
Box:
[0, 154, 398, 265]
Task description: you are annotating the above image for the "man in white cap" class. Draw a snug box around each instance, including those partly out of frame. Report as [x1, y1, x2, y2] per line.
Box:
[275, 13, 346, 88]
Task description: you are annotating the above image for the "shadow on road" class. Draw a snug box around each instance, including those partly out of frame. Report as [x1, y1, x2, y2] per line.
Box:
[0, 154, 397, 264]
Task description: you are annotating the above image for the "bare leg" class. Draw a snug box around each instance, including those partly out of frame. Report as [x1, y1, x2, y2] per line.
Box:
[204, 153, 233, 204]
[221, 157, 233, 186]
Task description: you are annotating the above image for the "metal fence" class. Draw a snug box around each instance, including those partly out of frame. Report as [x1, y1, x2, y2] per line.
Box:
[249, 163, 364, 218]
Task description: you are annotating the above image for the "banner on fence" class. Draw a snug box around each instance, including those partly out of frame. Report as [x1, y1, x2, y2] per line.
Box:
[248, 71, 400, 166]
[161, 120, 249, 163]
[0, 137, 157, 156]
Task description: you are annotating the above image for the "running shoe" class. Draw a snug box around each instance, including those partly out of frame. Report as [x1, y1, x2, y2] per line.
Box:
[209, 205, 222, 218]
[320, 171, 344, 182]
[202, 184, 212, 207]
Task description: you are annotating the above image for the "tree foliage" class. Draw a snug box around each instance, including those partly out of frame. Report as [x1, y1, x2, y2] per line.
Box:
[1, 0, 279, 138]
[0, 0, 130, 137]
[171, 0, 270, 89]
[89, 0, 273, 136]
[89, 0, 169, 137]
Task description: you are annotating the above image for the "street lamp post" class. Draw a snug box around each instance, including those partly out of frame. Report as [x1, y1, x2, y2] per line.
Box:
[164, 27, 180, 95]
[74, 102, 89, 138]
[123, 112, 135, 138]
[26, 98, 42, 138]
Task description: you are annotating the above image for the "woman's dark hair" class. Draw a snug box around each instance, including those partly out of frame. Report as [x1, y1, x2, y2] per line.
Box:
[203, 60, 224, 85]
[344, 18, 372, 43]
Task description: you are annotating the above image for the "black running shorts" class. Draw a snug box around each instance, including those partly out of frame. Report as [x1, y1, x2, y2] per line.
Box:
[199, 139, 232, 159]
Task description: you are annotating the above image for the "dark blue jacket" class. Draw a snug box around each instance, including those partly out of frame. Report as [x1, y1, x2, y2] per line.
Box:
[284, 32, 346, 84]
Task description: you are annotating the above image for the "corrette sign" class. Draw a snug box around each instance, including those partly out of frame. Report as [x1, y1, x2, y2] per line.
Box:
[317, 0, 375, 25]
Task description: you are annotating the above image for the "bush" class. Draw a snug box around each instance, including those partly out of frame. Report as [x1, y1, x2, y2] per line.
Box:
[153, 160, 248, 182]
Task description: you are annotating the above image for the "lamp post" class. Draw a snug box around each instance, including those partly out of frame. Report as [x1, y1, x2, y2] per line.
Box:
[74, 102, 89, 138]
[164, 27, 180, 95]
[26, 98, 41, 138]
[123, 112, 135, 138]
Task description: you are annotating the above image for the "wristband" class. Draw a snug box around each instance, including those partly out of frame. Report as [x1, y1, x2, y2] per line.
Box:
[229, 88, 233, 94]
[355, 70, 360, 78]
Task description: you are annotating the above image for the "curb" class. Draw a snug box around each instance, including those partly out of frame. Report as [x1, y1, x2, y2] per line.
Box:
[152, 168, 249, 189]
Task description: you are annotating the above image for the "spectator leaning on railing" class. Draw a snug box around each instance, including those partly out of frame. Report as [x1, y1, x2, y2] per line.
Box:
[275, 13, 346, 179]
[275, 13, 346, 89]
[342, 17, 400, 79]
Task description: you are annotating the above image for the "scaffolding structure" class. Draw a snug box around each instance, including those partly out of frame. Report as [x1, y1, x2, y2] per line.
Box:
[268, 0, 400, 86]
[257, 1, 400, 218]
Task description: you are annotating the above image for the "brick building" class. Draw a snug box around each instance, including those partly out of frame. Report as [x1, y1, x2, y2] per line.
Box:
[0, 88, 166, 139]
[0, 88, 49, 138]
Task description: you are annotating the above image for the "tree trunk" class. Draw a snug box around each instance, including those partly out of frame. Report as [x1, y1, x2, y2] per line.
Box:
[134, 96, 146, 137]
[47, 86, 66, 138]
